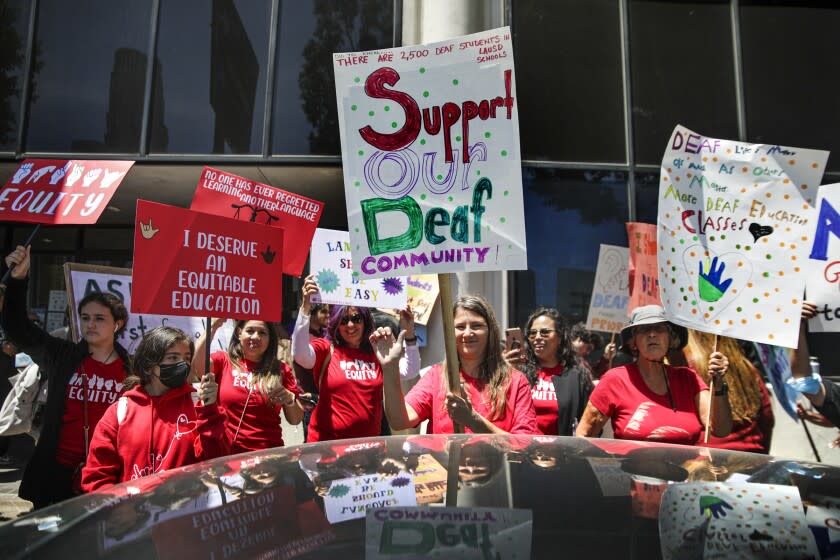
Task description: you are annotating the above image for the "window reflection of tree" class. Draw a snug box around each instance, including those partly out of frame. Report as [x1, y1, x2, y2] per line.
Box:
[298, 0, 392, 154]
[0, 0, 40, 147]
[524, 168, 627, 225]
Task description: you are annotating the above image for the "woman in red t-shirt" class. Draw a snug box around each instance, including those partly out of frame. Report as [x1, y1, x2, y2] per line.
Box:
[193, 318, 303, 453]
[292, 275, 389, 442]
[383, 295, 538, 435]
[681, 331, 774, 453]
[515, 307, 591, 436]
[576, 305, 733, 446]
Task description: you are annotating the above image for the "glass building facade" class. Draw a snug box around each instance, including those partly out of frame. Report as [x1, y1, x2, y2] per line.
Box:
[0, 0, 837, 368]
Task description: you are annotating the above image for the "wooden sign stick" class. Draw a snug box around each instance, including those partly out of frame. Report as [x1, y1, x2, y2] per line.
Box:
[438, 273, 463, 433]
[608, 331, 617, 369]
[704, 334, 719, 444]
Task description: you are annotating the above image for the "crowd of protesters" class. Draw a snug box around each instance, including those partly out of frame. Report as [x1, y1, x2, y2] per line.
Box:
[0, 243, 836, 510]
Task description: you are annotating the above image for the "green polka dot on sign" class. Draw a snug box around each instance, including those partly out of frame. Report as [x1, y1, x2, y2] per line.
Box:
[753, 297, 759, 303]
[354, 227, 359, 232]
[501, 150, 508, 156]
[721, 234, 726, 240]
[420, 139, 426, 145]
[484, 132, 491, 138]
[456, 135, 462, 142]
[351, 104, 357, 111]
[368, 110, 374, 117]
[499, 217, 506, 223]
[354, 77, 360, 83]
[354, 180, 360, 187]
[476, 170, 481, 176]
[763, 272, 769, 277]
[452, 79, 459, 85]
[447, 196, 453, 202]
[736, 244, 741, 249]
[358, 150, 364, 156]
[391, 122, 398, 128]
[710, 235, 716, 241]
[693, 236, 698, 241]
[503, 190, 509, 196]
[356, 245, 360, 250]
[765, 254, 772, 260]
[691, 300, 696, 306]
[737, 307, 742, 312]
[679, 239, 685, 245]
[436, 174, 443, 180]
[508, 244, 512, 249]
[423, 91, 429, 98]
[419, 67, 426, 74]
[420, 194, 427, 200]
[384, 106, 390, 112]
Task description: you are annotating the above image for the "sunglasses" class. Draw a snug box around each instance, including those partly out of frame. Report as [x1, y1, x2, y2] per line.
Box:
[339, 313, 364, 325]
[527, 328, 556, 339]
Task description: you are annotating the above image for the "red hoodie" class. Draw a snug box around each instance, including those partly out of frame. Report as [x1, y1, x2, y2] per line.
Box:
[81, 384, 230, 492]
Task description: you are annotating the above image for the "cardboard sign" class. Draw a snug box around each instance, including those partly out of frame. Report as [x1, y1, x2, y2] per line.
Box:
[806, 183, 840, 332]
[379, 275, 439, 326]
[323, 471, 417, 524]
[658, 125, 829, 347]
[131, 200, 284, 322]
[659, 482, 817, 559]
[586, 244, 630, 333]
[412, 454, 448, 505]
[190, 167, 324, 277]
[333, 27, 527, 280]
[806, 496, 840, 559]
[310, 228, 407, 309]
[754, 342, 799, 421]
[0, 159, 133, 223]
[65, 263, 233, 354]
[365, 507, 533, 559]
[627, 223, 662, 312]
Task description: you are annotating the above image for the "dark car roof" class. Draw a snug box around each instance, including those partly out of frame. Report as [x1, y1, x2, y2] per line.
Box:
[0, 435, 837, 559]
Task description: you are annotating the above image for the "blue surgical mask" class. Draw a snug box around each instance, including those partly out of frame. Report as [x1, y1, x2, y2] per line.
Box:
[786, 373, 822, 396]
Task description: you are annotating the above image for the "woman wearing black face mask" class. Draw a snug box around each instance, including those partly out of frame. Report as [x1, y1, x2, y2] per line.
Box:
[81, 327, 230, 491]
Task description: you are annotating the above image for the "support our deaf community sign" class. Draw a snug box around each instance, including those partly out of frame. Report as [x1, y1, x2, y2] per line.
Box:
[657, 125, 828, 347]
[131, 200, 284, 322]
[333, 27, 527, 279]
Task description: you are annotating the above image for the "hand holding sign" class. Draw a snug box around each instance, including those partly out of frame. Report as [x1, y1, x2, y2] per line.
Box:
[198, 373, 218, 406]
[5, 245, 31, 280]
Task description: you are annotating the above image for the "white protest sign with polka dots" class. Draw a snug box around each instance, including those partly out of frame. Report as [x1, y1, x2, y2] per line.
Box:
[658, 125, 828, 348]
[659, 482, 817, 559]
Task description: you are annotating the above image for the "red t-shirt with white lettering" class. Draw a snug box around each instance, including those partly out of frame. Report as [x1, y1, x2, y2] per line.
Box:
[531, 365, 563, 435]
[589, 363, 707, 445]
[307, 339, 383, 443]
[56, 356, 126, 467]
[405, 364, 538, 434]
[211, 351, 300, 454]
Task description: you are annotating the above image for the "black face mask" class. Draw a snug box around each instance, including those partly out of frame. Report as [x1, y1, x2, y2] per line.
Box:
[157, 361, 190, 388]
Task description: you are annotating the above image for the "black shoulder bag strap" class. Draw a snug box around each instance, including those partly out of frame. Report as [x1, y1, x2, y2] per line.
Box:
[552, 366, 583, 437]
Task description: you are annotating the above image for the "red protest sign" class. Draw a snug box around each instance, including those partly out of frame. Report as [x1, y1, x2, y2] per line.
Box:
[131, 200, 284, 322]
[190, 167, 323, 277]
[0, 159, 134, 224]
[626, 222, 662, 312]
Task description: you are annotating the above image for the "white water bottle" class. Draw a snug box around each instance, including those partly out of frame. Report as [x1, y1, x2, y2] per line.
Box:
[810, 356, 820, 377]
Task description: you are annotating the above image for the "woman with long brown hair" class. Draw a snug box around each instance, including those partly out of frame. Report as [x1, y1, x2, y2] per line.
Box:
[681, 330, 774, 453]
[383, 294, 537, 434]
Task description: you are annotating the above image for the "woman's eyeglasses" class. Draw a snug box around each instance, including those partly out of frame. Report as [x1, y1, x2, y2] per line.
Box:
[527, 328, 556, 339]
[339, 313, 364, 325]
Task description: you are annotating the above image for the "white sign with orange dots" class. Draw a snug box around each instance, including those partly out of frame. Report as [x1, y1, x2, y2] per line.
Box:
[657, 125, 828, 348]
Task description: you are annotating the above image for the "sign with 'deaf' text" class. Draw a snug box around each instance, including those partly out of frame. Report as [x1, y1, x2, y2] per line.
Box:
[0, 159, 133, 224]
[627, 222, 662, 312]
[658, 125, 828, 347]
[333, 26, 527, 280]
[190, 167, 323, 277]
[131, 200, 284, 322]
[587, 244, 630, 333]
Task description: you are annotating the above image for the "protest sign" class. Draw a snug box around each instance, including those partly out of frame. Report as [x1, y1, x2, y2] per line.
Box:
[190, 166, 323, 277]
[310, 228, 407, 309]
[412, 453, 448, 504]
[131, 200, 284, 322]
[754, 342, 799, 421]
[65, 263, 233, 354]
[659, 482, 817, 558]
[378, 274, 439, 325]
[0, 159, 133, 224]
[658, 125, 829, 347]
[805, 496, 840, 559]
[587, 244, 630, 333]
[627, 222, 662, 311]
[322, 471, 417, 524]
[365, 507, 532, 559]
[333, 27, 527, 280]
[151, 486, 334, 560]
[806, 183, 840, 332]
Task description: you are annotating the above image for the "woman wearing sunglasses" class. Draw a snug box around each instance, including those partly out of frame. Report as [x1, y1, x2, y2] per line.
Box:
[292, 275, 399, 442]
[576, 305, 733, 445]
[516, 307, 592, 436]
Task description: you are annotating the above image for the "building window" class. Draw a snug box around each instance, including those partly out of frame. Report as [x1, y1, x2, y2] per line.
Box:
[0, 0, 31, 152]
[270, 0, 394, 156]
[510, 168, 629, 329]
[629, 0, 738, 165]
[512, 0, 625, 163]
[741, 1, 840, 171]
[150, 0, 272, 154]
[25, 0, 152, 153]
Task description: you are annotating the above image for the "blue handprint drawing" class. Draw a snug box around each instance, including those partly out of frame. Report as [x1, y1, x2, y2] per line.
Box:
[698, 256, 732, 302]
[699, 495, 733, 519]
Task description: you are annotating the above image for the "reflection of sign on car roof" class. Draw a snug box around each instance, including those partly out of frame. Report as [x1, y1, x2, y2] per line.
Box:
[323, 471, 417, 524]
[659, 482, 818, 559]
[365, 506, 532, 559]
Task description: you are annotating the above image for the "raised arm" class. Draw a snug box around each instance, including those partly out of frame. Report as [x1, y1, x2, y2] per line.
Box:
[191, 317, 226, 381]
[291, 275, 319, 369]
[398, 305, 421, 380]
[373, 328, 421, 430]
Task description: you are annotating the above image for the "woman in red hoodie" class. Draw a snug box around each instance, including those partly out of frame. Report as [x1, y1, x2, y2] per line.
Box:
[81, 327, 230, 491]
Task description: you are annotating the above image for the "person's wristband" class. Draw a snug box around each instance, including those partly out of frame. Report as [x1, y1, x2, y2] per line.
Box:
[714, 381, 728, 397]
[404, 335, 417, 345]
